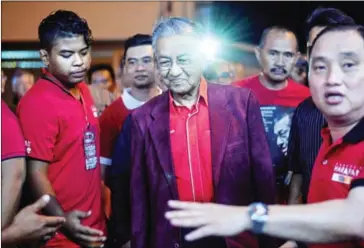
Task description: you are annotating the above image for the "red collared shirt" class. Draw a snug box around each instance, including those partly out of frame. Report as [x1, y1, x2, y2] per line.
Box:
[169, 79, 213, 202]
[17, 72, 106, 247]
[308, 120, 364, 248]
[1, 100, 25, 161]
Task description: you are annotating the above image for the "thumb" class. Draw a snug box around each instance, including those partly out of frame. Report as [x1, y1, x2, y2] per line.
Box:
[73, 210, 92, 219]
[29, 194, 50, 212]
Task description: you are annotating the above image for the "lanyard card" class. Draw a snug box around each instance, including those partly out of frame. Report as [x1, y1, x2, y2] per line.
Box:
[84, 125, 97, 170]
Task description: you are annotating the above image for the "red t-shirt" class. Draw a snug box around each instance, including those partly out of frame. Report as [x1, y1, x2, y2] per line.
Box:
[307, 122, 364, 248]
[1, 100, 25, 161]
[234, 75, 310, 184]
[17, 73, 106, 248]
[99, 97, 130, 166]
[169, 79, 213, 202]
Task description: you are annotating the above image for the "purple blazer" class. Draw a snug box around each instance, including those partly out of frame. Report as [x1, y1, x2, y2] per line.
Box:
[130, 83, 275, 248]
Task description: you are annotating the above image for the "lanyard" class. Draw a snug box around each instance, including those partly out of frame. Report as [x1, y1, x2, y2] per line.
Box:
[42, 75, 89, 127]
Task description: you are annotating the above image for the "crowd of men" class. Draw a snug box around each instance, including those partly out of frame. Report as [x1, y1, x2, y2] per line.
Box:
[1, 6, 363, 248]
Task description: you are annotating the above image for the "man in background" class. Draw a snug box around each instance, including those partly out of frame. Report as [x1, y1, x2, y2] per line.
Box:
[235, 26, 310, 204]
[11, 69, 35, 106]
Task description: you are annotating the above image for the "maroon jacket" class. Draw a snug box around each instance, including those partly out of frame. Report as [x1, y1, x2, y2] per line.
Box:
[130, 83, 275, 248]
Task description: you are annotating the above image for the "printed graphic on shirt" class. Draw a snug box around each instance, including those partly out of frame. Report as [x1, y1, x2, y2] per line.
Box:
[91, 105, 98, 118]
[332, 162, 363, 185]
[260, 105, 295, 176]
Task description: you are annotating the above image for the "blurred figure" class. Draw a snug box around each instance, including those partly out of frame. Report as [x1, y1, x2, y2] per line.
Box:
[2, 69, 7, 94]
[11, 69, 35, 105]
[290, 56, 308, 86]
[215, 60, 236, 85]
[2, 100, 65, 246]
[87, 64, 121, 115]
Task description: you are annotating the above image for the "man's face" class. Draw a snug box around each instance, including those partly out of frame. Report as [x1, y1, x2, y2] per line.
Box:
[155, 35, 204, 95]
[257, 31, 298, 83]
[309, 30, 364, 121]
[274, 114, 291, 155]
[42, 35, 91, 84]
[91, 70, 113, 90]
[13, 73, 35, 98]
[1, 70, 7, 94]
[216, 62, 235, 85]
[123, 45, 154, 89]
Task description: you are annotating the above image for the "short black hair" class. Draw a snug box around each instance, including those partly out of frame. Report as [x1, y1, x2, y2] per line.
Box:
[305, 7, 355, 41]
[259, 26, 297, 49]
[38, 10, 93, 51]
[121, 34, 152, 67]
[309, 25, 364, 58]
[87, 64, 115, 84]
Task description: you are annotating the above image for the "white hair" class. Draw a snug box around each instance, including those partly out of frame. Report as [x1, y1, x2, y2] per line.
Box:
[152, 17, 203, 52]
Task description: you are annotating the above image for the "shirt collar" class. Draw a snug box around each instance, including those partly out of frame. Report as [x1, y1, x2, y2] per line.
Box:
[321, 117, 364, 144]
[169, 78, 208, 111]
[42, 69, 85, 94]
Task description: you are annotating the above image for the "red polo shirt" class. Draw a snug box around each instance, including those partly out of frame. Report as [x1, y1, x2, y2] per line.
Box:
[1, 100, 25, 161]
[17, 72, 106, 248]
[170, 79, 213, 202]
[99, 97, 130, 166]
[308, 118, 364, 248]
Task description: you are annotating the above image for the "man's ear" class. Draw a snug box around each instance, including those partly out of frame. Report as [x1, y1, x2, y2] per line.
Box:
[40, 49, 49, 67]
[254, 46, 262, 65]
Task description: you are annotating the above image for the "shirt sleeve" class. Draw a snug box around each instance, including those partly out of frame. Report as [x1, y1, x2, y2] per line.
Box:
[350, 169, 364, 190]
[1, 102, 25, 161]
[17, 98, 58, 162]
[99, 107, 120, 166]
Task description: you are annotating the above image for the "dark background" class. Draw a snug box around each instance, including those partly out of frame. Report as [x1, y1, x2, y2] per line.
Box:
[201, 1, 362, 52]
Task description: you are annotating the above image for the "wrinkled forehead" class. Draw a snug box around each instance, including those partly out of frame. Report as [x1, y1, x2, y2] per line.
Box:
[310, 30, 364, 61]
[155, 35, 201, 57]
[263, 31, 297, 52]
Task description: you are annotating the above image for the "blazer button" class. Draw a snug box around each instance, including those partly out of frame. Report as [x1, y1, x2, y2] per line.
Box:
[174, 243, 180, 248]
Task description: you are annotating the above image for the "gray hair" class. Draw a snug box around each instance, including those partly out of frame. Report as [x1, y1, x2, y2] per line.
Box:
[152, 17, 203, 52]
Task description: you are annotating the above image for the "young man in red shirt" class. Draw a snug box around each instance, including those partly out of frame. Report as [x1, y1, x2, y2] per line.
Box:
[2, 100, 65, 245]
[17, 10, 106, 248]
[234, 26, 310, 202]
[166, 24, 364, 248]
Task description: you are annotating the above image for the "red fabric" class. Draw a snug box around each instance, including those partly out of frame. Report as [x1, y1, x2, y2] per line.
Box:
[169, 79, 213, 202]
[1, 100, 25, 161]
[99, 97, 130, 164]
[308, 127, 364, 248]
[17, 73, 106, 248]
[234, 75, 311, 107]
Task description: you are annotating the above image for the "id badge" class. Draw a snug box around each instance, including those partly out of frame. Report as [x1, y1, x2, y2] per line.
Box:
[84, 125, 97, 170]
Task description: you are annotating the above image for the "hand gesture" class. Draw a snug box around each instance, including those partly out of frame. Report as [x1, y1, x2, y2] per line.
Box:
[62, 210, 106, 247]
[165, 200, 249, 241]
[9, 195, 65, 243]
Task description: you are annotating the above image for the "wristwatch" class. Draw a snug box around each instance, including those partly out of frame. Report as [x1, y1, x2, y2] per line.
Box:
[247, 202, 269, 234]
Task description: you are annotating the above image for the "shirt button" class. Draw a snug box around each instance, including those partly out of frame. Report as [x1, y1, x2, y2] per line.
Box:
[174, 243, 180, 248]
[322, 160, 328, 165]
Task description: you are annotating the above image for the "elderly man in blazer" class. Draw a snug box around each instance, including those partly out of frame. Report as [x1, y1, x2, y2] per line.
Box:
[130, 17, 275, 248]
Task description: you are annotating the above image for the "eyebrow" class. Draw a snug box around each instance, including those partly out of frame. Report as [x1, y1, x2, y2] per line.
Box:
[311, 56, 327, 64]
[340, 51, 358, 59]
[177, 53, 191, 59]
[59, 46, 89, 53]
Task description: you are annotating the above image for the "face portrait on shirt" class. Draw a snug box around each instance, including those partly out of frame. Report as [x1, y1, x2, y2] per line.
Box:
[40, 35, 91, 84]
[256, 29, 299, 84]
[155, 34, 204, 95]
[124, 45, 155, 89]
[309, 28, 364, 122]
[274, 112, 293, 156]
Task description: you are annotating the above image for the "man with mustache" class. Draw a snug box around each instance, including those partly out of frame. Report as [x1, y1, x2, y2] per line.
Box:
[130, 17, 275, 248]
[235, 26, 310, 203]
[17, 10, 106, 247]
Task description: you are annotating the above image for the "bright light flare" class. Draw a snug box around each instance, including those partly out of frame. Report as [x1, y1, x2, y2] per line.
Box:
[200, 36, 220, 60]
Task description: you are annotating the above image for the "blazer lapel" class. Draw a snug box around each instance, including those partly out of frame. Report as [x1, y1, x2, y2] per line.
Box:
[149, 92, 179, 199]
[208, 85, 232, 188]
